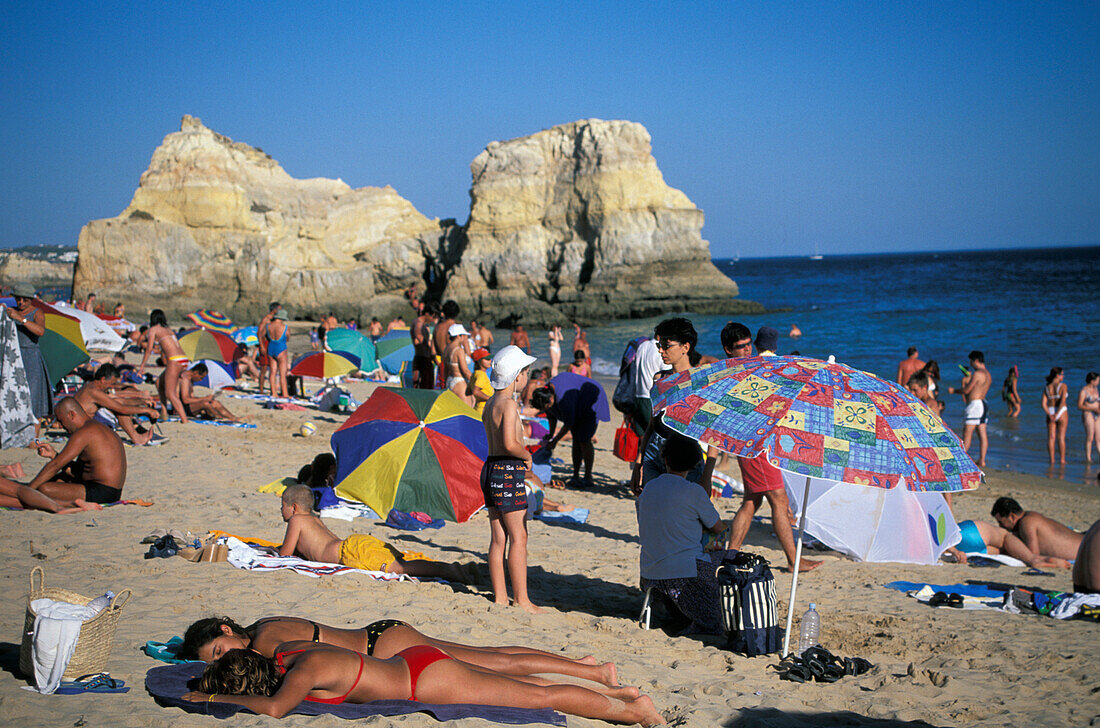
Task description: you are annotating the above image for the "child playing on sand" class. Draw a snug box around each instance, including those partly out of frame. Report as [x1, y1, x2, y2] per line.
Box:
[482, 345, 540, 613]
[278, 485, 475, 582]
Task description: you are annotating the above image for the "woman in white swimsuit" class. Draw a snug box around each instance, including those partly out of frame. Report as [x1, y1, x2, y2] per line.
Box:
[1042, 367, 1069, 465]
[548, 325, 563, 377]
[1077, 372, 1100, 463]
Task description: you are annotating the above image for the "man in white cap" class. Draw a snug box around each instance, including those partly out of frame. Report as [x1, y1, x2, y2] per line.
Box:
[443, 322, 473, 404]
[481, 345, 541, 613]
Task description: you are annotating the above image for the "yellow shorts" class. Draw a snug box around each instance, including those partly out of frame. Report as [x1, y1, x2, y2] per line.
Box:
[339, 534, 432, 572]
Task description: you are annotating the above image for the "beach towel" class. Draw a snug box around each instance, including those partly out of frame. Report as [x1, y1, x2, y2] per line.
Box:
[534, 508, 589, 525]
[257, 477, 298, 495]
[223, 536, 411, 581]
[321, 499, 381, 521]
[1050, 593, 1100, 620]
[385, 509, 445, 531]
[0, 312, 36, 449]
[162, 417, 257, 429]
[884, 581, 1008, 599]
[145, 662, 566, 725]
[30, 598, 96, 694]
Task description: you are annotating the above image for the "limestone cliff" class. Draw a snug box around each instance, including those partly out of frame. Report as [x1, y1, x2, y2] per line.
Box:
[73, 116, 440, 320]
[0, 247, 76, 290]
[74, 116, 758, 325]
[446, 119, 754, 324]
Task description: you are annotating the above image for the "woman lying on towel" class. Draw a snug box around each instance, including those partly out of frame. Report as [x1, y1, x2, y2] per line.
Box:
[180, 615, 619, 687]
[183, 641, 664, 725]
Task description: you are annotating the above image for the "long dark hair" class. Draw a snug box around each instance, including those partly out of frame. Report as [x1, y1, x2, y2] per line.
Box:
[199, 649, 281, 696]
[1046, 367, 1063, 386]
[179, 616, 249, 660]
[150, 309, 168, 328]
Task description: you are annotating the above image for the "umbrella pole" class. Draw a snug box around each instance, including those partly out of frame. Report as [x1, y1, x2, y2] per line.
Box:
[781, 475, 813, 657]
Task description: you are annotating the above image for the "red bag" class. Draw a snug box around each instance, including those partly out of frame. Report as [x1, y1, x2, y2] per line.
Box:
[613, 419, 639, 462]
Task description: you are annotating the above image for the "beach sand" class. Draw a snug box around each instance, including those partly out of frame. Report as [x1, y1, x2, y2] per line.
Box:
[2, 361, 1098, 727]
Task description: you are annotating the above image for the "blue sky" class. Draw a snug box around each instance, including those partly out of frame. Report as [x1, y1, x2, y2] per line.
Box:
[2, 2, 1096, 257]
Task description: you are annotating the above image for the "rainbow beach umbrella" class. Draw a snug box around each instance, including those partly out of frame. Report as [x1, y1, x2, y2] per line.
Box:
[325, 329, 376, 371]
[374, 329, 414, 375]
[30, 300, 90, 386]
[178, 328, 242, 364]
[290, 351, 359, 379]
[333, 388, 488, 522]
[187, 309, 236, 334]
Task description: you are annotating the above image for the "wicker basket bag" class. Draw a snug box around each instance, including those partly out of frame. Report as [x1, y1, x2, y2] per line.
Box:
[18, 566, 131, 680]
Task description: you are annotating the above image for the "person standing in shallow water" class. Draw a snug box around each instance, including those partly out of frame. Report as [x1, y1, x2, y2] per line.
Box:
[1042, 367, 1069, 466]
[897, 346, 925, 385]
[1077, 372, 1100, 463]
[1002, 365, 1021, 417]
[948, 351, 991, 468]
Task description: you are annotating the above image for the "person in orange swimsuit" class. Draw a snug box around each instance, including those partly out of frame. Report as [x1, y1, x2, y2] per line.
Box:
[183, 641, 664, 725]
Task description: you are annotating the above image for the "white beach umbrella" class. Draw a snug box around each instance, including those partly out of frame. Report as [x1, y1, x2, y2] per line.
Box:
[54, 303, 127, 353]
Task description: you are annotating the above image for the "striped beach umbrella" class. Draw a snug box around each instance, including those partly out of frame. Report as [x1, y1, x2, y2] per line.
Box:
[290, 351, 359, 379]
[189, 359, 237, 390]
[30, 300, 90, 386]
[333, 388, 487, 522]
[325, 329, 376, 371]
[178, 328, 242, 364]
[374, 329, 414, 375]
[187, 309, 236, 334]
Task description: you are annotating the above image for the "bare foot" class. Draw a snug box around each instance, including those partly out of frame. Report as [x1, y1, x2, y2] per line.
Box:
[578, 655, 598, 665]
[786, 558, 823, 573]
[513, 599, 544, 614]
[631, 695, 666, 726]
[56, 499, 104, 514]
[600, 661, 620, 687]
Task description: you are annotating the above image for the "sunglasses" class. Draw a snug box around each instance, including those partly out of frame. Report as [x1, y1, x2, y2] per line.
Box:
[655, 339, 684, 350]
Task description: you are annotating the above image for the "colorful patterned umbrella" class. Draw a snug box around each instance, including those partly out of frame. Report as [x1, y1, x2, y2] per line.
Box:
[187, 309, 236, 334]
[232, 326, 259, 347]
[332, 388, 488, 522]
[652, 355, 982, 655]
[652, 355, 982, 492]
[30, 300, 90, 386]
[325, 329, 376, 371]
[189, 359, 236, 390]
[290, 351, 358, 379]
[374, 329, 414, 375]
[178, 328, 243, 364]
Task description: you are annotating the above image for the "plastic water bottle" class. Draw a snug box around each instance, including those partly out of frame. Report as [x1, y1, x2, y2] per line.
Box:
[87, 591, 115, 615]
[798, 603, 820, 655]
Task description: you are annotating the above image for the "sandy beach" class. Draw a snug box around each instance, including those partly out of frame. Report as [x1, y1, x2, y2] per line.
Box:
[2, 347, 1098, 728]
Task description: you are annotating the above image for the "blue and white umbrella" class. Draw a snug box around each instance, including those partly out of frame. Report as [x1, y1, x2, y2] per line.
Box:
[189, 359, 236, 390]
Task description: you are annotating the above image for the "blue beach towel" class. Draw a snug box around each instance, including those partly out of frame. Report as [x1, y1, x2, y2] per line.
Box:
[385, 509, 445, 531]
[884, 581, 1007, 600]
[145, 662, 565, 725]
[535, 508, 589, 525]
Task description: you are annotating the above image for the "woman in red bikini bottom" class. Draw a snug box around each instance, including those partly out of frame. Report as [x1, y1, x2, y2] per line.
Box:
[183, 641, 664, 725]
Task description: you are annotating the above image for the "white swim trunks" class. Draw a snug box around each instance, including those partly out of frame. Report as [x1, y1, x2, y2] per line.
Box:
[963, 399, 988, 426]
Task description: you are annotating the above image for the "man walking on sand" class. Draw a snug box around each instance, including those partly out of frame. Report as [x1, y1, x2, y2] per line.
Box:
[991, 497, 1083, 562]
[897, 346, 925, 385]
[949, 350, 991, 467]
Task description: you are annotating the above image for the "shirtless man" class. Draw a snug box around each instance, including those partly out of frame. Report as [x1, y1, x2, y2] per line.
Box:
[0, 398, 126, 512]
[161, 363, 241, 421]
[510, 324, 530, 354]
[1073, 518, 1100, 593]
[411, 301, 440, 389]
[367, 317, 383, 340]
[991, 497, 1083, 562]
[572, 323, 590, 361]
[443, 324, 474, 405]
[74, 363, 162, 445]
[138, 309, 191, 422]
[946, 518, 1069, 569]
[897, 346, 925, 385]
[948, 350, 991, 467]
[433, 301, 461, 386]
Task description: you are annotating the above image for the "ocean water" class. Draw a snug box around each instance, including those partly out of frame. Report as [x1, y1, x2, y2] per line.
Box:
[522, 246, 1100, 484]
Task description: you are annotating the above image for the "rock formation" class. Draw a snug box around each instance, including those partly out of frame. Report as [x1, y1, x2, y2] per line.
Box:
[447, 119, 750, 323]
[73, 116, 441, 321]
[73, 116, 759, 325]
[0, 246, 76, 291]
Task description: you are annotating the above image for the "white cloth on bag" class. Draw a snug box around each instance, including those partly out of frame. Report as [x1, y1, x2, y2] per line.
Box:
[30, 598, 97, 694]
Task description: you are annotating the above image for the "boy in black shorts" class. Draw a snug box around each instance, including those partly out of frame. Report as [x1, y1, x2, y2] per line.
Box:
[481, 345, 540, 613]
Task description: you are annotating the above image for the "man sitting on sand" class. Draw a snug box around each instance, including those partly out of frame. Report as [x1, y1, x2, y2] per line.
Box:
[946, 518, 1069, 569]
[1073, 519, 1100, 593]
[0, 397, 127, 512]
[990, 496, 1083, 563]
[74, 363, 164, 446]
[278, 484, 476, 582]
[159, 363, 242, 422]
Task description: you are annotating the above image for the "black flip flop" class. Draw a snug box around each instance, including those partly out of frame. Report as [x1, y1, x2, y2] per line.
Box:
[928, 591, 950, 607]
[947, 593, 965, 608]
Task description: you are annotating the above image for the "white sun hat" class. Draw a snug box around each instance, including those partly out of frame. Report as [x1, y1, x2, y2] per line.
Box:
[448, 323, 470, 338]
[490, 345, 537, 390]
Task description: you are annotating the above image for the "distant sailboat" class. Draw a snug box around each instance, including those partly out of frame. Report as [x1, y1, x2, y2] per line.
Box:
[808, 241, 823, 260]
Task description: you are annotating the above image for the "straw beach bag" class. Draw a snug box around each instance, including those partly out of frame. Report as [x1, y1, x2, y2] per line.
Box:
[18, 566, 131, 680]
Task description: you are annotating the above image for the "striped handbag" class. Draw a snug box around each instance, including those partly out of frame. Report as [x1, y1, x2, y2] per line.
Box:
[716, 552, 781, 656]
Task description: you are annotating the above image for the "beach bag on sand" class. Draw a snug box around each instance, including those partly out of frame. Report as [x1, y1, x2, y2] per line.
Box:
[613, 418, 639, 462]
[716, 552, 781, 656]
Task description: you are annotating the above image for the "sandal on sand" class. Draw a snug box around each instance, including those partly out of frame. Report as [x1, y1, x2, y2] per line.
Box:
[946, 593, 965, 608]
[56, 673, 129, 694]
[928, 591, 951, 607]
